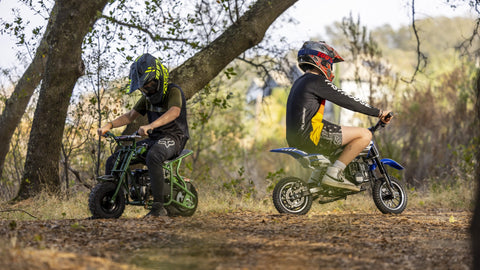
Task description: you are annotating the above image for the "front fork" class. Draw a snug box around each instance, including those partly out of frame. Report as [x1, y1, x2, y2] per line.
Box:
[105, 149, 135, 204]
[372, 156, 397, 197]
[367, 141, 399, 198]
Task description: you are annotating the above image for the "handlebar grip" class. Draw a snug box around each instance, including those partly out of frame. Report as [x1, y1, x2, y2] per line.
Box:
[102, 131, 113, 138]
[380, 112, 394, 128]
[384, 112, 394, 121]
[147, 129, 153, 135]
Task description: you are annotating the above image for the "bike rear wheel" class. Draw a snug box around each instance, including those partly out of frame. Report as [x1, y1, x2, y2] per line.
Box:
[165, 182, 198, 217]
[89, 181, 126, 219]
[372, 176, 407, 214]
[273, 177, 312, 215]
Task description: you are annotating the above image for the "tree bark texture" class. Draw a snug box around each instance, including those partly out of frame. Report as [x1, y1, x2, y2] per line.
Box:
[123, 0, 299, 135]
[171, 0, 298, 99]
[16, 0, 109, 199]
[472, 69, 480, 269]
[0, 4, 59, 181]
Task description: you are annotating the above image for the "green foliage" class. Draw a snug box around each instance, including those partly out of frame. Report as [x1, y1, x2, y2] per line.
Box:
[325, 16, 478, 188]
[390, 61, 478, 185]
[222, 166, 256, 199]
[265, 168, 285, 193]
[1, 5, 477, 206]
[184, 61, 291, 200]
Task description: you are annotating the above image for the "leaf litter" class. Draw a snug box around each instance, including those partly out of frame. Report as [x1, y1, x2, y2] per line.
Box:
[0, 210, 472, 269]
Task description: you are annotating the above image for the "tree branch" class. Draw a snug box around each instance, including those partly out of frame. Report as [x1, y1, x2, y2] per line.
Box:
[456, 17, 480, 57]
[236, 56, 272, 79]
[403, 0, 428, 83]
[69, 165, 92, 189]
[0, 209, 38, 219]
[100, 15, 189, 43]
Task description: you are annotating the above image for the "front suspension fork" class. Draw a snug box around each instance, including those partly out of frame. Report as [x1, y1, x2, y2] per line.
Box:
[374, 158, 396, 197]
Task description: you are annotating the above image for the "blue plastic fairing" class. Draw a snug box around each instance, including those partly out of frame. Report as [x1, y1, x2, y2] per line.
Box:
[270, 147, 308, 159]
[370, 158, 404, 171]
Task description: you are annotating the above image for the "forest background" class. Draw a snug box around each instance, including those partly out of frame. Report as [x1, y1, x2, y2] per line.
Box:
[0, 1, 479, 268]
[0, 0, 478, 212]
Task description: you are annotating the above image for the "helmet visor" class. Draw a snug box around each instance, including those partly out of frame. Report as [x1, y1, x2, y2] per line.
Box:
[139, 80, 158, 96]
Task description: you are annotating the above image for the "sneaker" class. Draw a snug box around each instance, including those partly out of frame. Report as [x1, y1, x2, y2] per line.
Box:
[321, 166, 360, 192]
[144, 202, 168, 218]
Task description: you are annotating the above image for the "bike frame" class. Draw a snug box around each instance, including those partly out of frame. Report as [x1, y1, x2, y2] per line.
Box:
[99, 132, 196, 210]
[162, 149, 196, 210]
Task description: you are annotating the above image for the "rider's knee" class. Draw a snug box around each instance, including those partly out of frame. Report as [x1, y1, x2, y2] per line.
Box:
[361, 128, 373, 141]
[146, 147, 167, 167]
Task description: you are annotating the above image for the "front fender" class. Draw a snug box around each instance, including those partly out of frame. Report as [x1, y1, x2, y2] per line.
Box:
[370, 158, 404, 171]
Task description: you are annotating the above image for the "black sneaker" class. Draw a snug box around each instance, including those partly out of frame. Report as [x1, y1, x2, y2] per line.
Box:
[145, 202, 168, 218]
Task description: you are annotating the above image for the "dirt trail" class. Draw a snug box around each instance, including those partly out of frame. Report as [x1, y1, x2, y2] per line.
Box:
[0, 210, 472, 269]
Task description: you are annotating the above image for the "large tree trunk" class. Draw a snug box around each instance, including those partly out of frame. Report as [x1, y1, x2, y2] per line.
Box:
[15, 0, 109, 200]
[0, 4, 59, 181]
[124, 0, 299, 134]
[472, 69, 480, 269]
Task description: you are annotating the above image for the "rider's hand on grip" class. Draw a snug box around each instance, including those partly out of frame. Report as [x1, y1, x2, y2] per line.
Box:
[98, 127, 109, 137]
[138, 125, 153, 136]
[380, 111, 393, 127]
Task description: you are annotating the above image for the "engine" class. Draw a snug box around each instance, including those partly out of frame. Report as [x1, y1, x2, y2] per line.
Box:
[130, 169, 150, 201]
[345, 158, 371, 184]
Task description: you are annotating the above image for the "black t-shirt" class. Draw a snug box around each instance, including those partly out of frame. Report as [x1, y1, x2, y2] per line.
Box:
[286, 73, 380, 148]
[133, 83, 189, 146]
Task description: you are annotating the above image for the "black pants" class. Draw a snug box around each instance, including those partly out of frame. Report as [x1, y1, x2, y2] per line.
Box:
[105, 136, 182, 204]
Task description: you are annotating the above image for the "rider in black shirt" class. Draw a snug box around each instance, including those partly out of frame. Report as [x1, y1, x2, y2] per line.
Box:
[98, 53, 189, 217]
[286, 41, 391, 191]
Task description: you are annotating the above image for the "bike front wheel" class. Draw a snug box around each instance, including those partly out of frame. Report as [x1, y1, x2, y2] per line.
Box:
[88, 181, 126, 219]
[273, 177, 312, 215]
[372, 176, 407, 214]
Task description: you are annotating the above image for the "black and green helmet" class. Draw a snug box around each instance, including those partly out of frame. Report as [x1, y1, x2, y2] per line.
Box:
[128, 53, 169, 101]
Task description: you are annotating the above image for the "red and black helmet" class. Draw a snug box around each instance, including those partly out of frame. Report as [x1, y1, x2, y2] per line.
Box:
[297, 41, 344, 81]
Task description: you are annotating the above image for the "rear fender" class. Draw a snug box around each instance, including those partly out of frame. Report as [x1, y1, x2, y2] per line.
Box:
[270, 147, 330, 168]
[270, 147, 308, 159]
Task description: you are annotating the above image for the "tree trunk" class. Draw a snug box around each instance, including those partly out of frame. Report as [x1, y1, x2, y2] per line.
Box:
[16, 0, 109, 200]
[123, 0, 299, 134]
[0, 4, 59, 181]
[472, 68, 480, 269]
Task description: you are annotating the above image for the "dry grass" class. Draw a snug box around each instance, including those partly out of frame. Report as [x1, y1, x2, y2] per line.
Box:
[0, 179, 475, 221]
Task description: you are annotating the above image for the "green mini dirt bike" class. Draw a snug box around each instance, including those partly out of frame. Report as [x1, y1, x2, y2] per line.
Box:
[88, 131, 198, 218]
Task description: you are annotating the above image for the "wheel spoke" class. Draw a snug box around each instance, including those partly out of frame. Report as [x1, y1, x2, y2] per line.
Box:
[380, 182, 404, 210]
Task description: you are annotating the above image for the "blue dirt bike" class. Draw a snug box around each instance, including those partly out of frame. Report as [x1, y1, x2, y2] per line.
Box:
[271, 113, 407, 215]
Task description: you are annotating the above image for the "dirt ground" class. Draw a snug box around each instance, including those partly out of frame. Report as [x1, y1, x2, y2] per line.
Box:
[0, 209, 473, 270]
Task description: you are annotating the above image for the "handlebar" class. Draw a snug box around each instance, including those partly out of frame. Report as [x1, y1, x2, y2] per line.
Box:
[102, 129, 153, 142]
[370, 112, 394, 133]
[102, 131, 141, 142]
